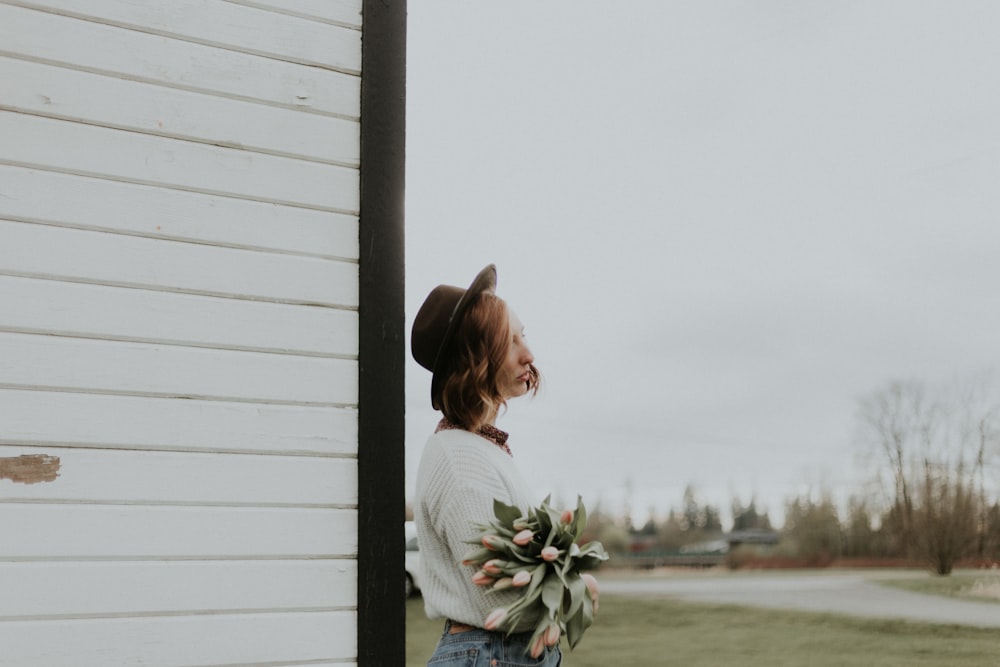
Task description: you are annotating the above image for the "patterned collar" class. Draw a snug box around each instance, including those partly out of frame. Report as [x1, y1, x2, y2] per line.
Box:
[436, 418, 512, 457]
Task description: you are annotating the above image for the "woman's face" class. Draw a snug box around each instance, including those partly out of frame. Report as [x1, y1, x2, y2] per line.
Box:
[499, 308, 535, 400]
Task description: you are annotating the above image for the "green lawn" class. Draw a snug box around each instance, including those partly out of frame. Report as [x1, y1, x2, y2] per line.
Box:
[407, 591, 1000, 667]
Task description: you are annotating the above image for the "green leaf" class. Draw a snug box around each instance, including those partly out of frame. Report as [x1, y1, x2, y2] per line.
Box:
[508, 547, 536, 564]
[523, 563, 547, 600]
[564, 574, 587, 619]
[493, 498, 523, 527]
[540, 576, 563, 614]
[565, 604, 586, 649]
[544, 503, 563, 533]
[574, 496, 588, 541]
[536, 509, 553, 544]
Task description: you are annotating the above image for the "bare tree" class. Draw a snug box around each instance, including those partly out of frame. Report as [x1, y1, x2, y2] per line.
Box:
[858, 377, 999, 574]
[858, 380, 933, 552]
[956, 376, 1000, 560]
[915, 460, 977, 574]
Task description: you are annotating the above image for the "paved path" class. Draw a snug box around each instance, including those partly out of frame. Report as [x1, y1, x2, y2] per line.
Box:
[600, 570, 1000, 628]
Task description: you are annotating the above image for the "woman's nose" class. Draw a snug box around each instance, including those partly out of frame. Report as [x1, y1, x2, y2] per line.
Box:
[522, 344, 534, 365]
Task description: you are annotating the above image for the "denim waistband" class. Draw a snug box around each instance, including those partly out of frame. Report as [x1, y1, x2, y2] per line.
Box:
[436, 619, 556, 661]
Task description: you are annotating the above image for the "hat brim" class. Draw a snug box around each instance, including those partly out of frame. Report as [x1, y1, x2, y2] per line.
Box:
[430, 264, 497, 407]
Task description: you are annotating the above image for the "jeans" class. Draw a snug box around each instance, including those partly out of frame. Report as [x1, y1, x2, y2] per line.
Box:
[426, 621, 562, 667]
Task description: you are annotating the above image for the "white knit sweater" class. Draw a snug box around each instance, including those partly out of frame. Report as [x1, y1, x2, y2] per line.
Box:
[414, 427, 542, 631]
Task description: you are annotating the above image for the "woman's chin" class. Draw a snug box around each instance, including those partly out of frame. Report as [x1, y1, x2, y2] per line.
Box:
[503, 385, 529, 401]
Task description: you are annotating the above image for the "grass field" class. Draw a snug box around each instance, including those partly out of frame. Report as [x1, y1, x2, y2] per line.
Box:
[407, 586, 1000, 667]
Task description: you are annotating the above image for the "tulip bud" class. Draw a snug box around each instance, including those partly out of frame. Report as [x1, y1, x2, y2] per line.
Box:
[530, 634, 546, 658]
[484, 608, 507, 630]
[540, 546, 559, 562]
[581, 572, 599, 613]
[544, 622, 561, 647]
[513, 519, 531, 531]
[471, 570, 493, 586]
[512, 529, 534, 546]
[481, 535, 504, 551]
[560, 509, 574, 525]
[512, 570, 531, 587]
[483, 559, 503, 575]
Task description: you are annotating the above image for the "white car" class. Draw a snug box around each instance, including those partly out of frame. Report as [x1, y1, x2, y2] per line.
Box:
[405, 521, 422, 597]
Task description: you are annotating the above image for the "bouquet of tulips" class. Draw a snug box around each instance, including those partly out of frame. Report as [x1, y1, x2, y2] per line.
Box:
[462, 495, 608, 657]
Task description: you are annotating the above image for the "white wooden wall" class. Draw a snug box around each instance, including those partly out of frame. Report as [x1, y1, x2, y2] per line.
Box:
[0, 1, 362, 665]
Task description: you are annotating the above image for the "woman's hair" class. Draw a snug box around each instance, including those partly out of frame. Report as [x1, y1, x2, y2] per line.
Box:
[437, 292, 539, 430]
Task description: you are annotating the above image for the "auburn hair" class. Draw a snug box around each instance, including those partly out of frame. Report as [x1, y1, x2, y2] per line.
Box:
[437, 292, 539, 431]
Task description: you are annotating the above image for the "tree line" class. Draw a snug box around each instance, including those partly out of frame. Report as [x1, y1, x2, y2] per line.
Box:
[584, 375, 1000, 575]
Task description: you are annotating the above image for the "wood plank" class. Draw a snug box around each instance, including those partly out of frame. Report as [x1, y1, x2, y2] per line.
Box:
[0, 275, 358, 357]
[0, 58, 359, 166]
[19, 0, 362, 74]
[0, 220, 358, 307]
[0, 3, 360, 116]
[0, 333, 358, 405]
[0, 166, 358, 259]
[1, 113, 359, 212]
[0, 560, 357, 618]
[0, 610, 356, 666]
[237, 0, 363, 28]
[0, 389, 357, 455]
[0, 446, 357, 506]
[0, 505, 357, 558]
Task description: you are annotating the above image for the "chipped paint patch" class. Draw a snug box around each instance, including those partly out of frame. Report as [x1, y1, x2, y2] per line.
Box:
[0, 454, 61, 484]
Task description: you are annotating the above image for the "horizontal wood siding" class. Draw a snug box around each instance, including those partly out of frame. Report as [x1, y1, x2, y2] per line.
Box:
[0, 3, 359, 116]
[0, 560, 358, 617]
[2, 166, 358, 258]
[0, 390, 357, 455]
[0, 1, 362, 664]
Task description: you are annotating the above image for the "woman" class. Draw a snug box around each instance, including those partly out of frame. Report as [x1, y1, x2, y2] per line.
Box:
[412, 264, 560, 666]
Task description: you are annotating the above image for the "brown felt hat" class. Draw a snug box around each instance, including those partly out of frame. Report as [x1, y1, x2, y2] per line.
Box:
[411, 264, 498, 408]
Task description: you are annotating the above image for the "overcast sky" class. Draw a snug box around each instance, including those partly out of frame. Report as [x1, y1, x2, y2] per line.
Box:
[402, 1, 1000, 527]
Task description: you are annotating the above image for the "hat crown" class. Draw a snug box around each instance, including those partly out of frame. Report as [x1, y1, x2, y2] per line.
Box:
[411, 284, 464, 372]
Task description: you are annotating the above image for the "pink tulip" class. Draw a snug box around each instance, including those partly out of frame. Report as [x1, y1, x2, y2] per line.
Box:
[540, 546, 559, 562]
[512, 570, 531, 587]
[484, 608, 507, 630]
[471, 570, 493, 586]
[483, 559, 503, 575]
[530, 634, 547, 658]
[560, 509, 574, 525]
[581, 573, 599, 615]
[481, 535, 504, 551]
[545, 622, 561, 647]
[512, 529, 534, 546]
